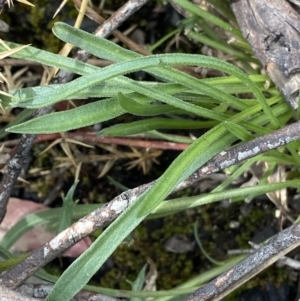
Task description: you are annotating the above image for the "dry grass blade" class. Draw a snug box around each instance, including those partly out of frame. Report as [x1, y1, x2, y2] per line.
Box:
[38, 137, 94, 157]
[0, 73, 12, 97]
[53, 0, 68, 18]
[5, 0, 34, 6]
[16, 0, 34, 7]
[0, 42, 29, 59]
[0, 42, 30, 97]
[46, 0, 89, 82]
[125, 147, 162, 174]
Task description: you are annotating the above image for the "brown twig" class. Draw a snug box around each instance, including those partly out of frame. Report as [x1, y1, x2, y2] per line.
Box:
[0, 134, 188, 169]
[35, 132, 190, 151]
[1, 133, 190, 151]
[74, 0, 150, 64]
[71, 0, 150, 56]
[1, 121, 300, 288]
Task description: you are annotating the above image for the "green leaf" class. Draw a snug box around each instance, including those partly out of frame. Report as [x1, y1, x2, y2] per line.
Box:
[128, 264, 147, 301]
[57, 181, 79, 234]
[8, 83, 131, 104]
[7, 97, 125, 134]
[0, 41, 98, 76]
[188, 31, 257, 63]
[8, 23, 280, 134]
[205, 0, 236, 23]
[169, 0, 242, 38]
[100, 118, 219, 136]
[118, 92, 179, 116]
[0, 253, 29, 272]
[150, 179, 300, 217]
[54, 24, 248, 110]
[0, 109, 34, 139]
[194, 220, 224, 265]
[149, 130, 194, 143]
[53, 23, 279, 127]
[9, 56, 161, 109]
[224, 121, 254, 141]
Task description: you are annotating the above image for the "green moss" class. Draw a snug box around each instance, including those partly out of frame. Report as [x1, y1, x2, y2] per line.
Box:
[44, 263, 62, 277]
[97, 210, 198, 290]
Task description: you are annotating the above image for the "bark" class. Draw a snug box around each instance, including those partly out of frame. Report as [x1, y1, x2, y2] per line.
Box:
[230, 0, 300, 109]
